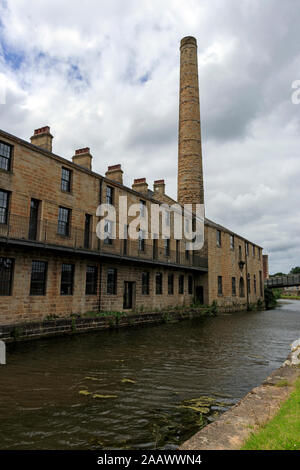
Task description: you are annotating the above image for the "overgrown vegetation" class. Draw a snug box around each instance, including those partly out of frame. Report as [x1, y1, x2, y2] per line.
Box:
[264, 287, 279, 309]
[242, 377, 300, 450]
[281, 295, 300, 300]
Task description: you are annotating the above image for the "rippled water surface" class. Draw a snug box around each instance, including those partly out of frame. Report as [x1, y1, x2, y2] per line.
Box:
[1, 300, 300, 449]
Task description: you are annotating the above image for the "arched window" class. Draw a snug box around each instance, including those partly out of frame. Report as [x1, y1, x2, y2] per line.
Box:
[239, 277, 245, 297]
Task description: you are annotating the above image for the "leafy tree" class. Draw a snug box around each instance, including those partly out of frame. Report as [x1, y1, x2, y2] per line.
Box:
[270, 272, 286, 277]
[289, 267, 300, 274]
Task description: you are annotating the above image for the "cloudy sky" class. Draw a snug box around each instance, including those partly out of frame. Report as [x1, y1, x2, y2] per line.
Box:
[0, 0, 300, 274]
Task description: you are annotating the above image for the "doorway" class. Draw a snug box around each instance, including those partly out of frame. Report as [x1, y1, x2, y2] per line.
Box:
[123, 281, 136, 310]
[195, 286, 204, 304]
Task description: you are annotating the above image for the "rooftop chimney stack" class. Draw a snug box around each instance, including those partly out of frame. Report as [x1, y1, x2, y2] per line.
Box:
[153, 179, 165, 196]
[177, 36, 204, 209]
[132, 178, 148, 194]
[105, 164, 123, 184]
[72, 147, 92, 171]
[30, 126, 53, 152]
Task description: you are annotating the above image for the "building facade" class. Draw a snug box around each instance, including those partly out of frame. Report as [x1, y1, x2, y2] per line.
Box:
[0, 36, 264, 326]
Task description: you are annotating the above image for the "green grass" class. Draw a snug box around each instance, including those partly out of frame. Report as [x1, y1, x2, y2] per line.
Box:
[281, 295, 300, 300]
[242, 377, 300, 450]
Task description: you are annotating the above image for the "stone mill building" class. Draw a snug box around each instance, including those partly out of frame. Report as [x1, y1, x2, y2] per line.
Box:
[0, 36, 264, 326]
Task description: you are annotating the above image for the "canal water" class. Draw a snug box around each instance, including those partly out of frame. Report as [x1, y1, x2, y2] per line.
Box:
[0, 300, 300, 450]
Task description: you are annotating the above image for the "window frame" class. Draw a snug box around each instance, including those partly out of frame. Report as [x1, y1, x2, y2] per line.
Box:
[85, 265, 98, 295]
[0, 141, 12, 172]
[61, 167, 72, 192]
[164, 238, 170, 257]
[30, 260, 47, 296]
[60, 263, 74, 295]
[168, 273, 174, 295]
[0, 257, 14, 296]
[178, 274, 184, 294]
[232, 276, 236, 296]
[218, 275, 223, 295]
[104, 220, 114, 245]
[138, 229, 145, 252]
[106, 185, 114, 205]
[155, 272, 163, 295]
[140, 199, 146, 218]
[0, 189, 10, 225]
[107, 268, 117, 295]
[142, 271, 150, 295]
[58, 206, 71, 237]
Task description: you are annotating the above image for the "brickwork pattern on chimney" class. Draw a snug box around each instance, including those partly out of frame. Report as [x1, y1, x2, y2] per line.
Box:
[177, 36, 204, 207]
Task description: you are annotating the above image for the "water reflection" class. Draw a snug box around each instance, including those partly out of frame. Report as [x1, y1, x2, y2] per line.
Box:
[0, 300, 299, 449]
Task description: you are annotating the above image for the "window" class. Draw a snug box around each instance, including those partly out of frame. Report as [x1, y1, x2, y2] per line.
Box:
[165, 210, 171, 227]
[230, 235, 234, 250]
[140, 200, 146, 218]
[142, 272, 150, 295]
[168, 274, 174, 295]
[246, 242, 249, 256]
[254, 274, 257, 294]
[217, 230, 221, 247]
[247, 273, 251, 294]
[218, 276, 223, 295]
[258, 248, 261, 260]
[0, 189, 9, 224]
[252, 245, 255, 257]
[138, 229, 145, 252]
[106, 186, 114, 205]
[61, 167, 72, 192]
[104, 220, 113, 245]
[60, 263, 74, 295]
[164, 238, 170, 257]
[239, 277, 245, 297]
[176, 240, 180, 263]
[185, 243, 190, 260]
[107, 268, 117, 294]
[239, 245, 242, 260]
[179, 274, 184, 294]
[0, 141, 12, 171]
[188, 275, 193, 295]
[30, 261, 47, 295]
[86, 266, 98, 295]
[0, 257, 14, 296]
[58, 206, 71, 236]
[156, 272, 162, 295]
[232, 277, 236, 296]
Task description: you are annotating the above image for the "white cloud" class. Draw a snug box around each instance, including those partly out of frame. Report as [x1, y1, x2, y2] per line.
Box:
[0, 0, 300, 274]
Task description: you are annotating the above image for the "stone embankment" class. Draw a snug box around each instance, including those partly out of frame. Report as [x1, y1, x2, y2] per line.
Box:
[180, 339, 300, 450]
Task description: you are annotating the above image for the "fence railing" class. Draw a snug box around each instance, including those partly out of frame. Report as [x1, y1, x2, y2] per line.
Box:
[265, 274, 300, 288]
[0, 214, 208, 270]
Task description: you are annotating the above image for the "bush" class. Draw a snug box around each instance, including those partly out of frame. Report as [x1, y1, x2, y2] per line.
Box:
[264, 287, 278, 309]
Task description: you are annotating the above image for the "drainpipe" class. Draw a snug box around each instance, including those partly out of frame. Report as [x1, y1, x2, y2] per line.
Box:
[245, 242, 249, 310]
[98, 178, 103, 313]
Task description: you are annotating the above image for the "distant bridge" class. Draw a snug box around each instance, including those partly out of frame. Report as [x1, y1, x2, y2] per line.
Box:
[265, 274, 300, 289]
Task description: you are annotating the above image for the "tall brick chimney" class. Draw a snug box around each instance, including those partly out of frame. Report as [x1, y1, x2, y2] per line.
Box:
[177, 36, 204, 208]
[72, 147, 92, 171]
[105, 164, 123, 184]
[263, 254, 269, 280]
[30, 126, 53, 152]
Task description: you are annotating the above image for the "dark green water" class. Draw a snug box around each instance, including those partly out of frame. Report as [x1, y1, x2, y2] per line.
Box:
[0, 300, 299, 450]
